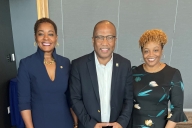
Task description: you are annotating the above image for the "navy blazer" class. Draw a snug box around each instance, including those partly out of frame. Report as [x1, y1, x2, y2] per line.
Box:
[17, 48, 73, 128]
[70, 52, 133, 128]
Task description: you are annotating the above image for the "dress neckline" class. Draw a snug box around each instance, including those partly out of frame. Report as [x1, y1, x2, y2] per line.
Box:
[141, 63, 167, 74]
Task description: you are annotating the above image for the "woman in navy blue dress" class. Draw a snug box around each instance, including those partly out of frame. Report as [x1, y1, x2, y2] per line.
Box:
[17, 18, 77, 128]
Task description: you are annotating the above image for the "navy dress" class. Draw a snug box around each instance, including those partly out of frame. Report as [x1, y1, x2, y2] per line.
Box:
[129, 64, 188, 128]
[17, 48, 73, 128]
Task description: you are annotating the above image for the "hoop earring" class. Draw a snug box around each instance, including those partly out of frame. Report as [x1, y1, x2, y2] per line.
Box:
[55, 42, 59, 47]
[140, 58, 144, 62]
[34, 42, 37, 47]
[161, 54, 165, 60]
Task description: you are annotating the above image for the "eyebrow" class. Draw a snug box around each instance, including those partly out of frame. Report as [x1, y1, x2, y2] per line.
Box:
[95, 35, 114, 36]
[144, 46, 160, 49]
[37, 30, 54, 33]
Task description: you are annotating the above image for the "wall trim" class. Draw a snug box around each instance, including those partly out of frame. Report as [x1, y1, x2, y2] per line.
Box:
[184, 109, 192, 112]
[36, 0, 49, 19]
[168, 108, 192, 112]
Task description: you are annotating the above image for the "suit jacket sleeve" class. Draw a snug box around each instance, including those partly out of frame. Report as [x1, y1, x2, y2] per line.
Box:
[69, 60, 97, 128]
[117, 60, 133, 127]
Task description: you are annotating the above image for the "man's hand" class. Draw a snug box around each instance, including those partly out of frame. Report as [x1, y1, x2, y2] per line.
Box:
[94, 123, 113, 128]
[111, 122, 122, 128]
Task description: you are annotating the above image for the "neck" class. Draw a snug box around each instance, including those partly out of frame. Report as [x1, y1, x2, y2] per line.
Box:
[97, 56, 112, 66]
[44, 52, 53, 60]
[143, 62, 162, 73]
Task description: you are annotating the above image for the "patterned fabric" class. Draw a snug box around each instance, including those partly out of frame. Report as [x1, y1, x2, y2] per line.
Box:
[129, 64, 188, 128]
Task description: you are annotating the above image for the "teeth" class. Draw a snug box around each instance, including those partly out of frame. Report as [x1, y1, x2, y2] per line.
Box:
[148, 58, 155, 61]
[43, 43, 50, 46]
[101, 48, 108, 51]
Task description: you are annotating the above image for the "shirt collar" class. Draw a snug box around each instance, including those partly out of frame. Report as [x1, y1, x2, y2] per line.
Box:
[94, 51, 113, 66]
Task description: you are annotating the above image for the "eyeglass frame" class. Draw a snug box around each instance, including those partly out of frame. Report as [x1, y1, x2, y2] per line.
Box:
[93, 35, 116, 42]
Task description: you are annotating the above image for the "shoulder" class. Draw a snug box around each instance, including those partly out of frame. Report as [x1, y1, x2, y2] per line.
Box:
[165, 64, 178, 71]
[164, 64, 180, 74]
[132, 64, 143, 74]
[18, 53, 38, 72]
[113, 53, 130, 64]
[19, 53, 37, 65]
[165, 64, 182, 79]
[71, 53, 90, 65]
[56, 54, 70, 63]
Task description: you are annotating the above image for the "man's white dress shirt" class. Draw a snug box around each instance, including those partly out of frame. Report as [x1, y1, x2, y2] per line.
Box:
[94, 52, 113, 122]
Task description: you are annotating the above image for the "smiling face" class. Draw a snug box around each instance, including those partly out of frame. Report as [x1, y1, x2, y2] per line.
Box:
[92, 22, 116, 64]
[35, 22, 57, 53]
[142, 41, 163, 67]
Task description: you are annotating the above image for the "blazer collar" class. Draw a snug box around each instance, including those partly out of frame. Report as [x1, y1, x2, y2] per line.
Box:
[87, 52, 120, 104]
[36, 47, 58, 62]
[87, 52, 100, 104]
[111, 53, 120, 97]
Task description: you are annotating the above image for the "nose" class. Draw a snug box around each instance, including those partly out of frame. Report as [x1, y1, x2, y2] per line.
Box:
[149, 51, 154, 56]
[101, 38, 108, 45]
[43, 34, 48, 40]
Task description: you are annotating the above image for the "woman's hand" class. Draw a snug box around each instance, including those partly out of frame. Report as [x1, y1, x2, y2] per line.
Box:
[165, 120, 176, 128]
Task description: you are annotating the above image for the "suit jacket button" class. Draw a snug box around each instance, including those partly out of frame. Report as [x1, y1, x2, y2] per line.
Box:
[98, 110, 100, 113]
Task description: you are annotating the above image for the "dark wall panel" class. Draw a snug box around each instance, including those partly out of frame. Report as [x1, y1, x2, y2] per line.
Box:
[0, 0, 17, 127]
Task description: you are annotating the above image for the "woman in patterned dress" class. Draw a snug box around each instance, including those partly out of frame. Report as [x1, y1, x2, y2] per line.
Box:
[129, 29, 188, 128]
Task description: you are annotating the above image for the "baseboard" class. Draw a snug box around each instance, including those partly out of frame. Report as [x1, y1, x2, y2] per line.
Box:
[177, 111, 192, 125]
[184, 109, 192, 112]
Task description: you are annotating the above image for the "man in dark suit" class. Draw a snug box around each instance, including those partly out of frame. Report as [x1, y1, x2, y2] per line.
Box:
[70, 20, 133, 128]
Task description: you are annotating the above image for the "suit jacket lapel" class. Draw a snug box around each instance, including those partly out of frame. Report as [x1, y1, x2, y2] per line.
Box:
[87, 52, 100, 104]
[111, 53, 120, 97]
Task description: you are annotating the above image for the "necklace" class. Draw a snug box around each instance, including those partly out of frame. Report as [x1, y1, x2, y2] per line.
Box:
[143, 63, 161, 73]
[44, 58, 55, 65]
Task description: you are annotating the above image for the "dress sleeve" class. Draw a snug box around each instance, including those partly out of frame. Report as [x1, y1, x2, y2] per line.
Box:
[66, 60, 72, 107]
[17, 59, 31, 111]
[168, 69, 188, 122]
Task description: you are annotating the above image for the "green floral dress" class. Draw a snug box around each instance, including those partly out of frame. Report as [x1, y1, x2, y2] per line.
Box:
[129, 64, 188, 128]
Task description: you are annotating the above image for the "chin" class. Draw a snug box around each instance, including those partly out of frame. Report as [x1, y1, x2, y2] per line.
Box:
[41, 48, 54, 52]
[147, 62, 159, 67]
[103, 56, 113, 60]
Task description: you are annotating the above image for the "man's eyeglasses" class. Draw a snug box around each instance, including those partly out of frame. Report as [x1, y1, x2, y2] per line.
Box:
[94, 35, 116, 42]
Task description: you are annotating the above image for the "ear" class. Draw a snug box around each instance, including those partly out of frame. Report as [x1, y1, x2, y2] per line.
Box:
[56, 35, 58, 43]
[161, 49, 164, 55]
[115, 37, 117, 44]
[92, 37, 94, 46]
[34, 34, 37, 42]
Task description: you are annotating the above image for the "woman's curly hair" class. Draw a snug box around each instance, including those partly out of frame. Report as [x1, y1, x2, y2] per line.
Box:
[139, 29, 167, 48]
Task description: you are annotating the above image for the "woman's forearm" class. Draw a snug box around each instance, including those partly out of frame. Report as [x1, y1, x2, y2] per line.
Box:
[21, 110, 34, 128]
[165, 120, 176, 128]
